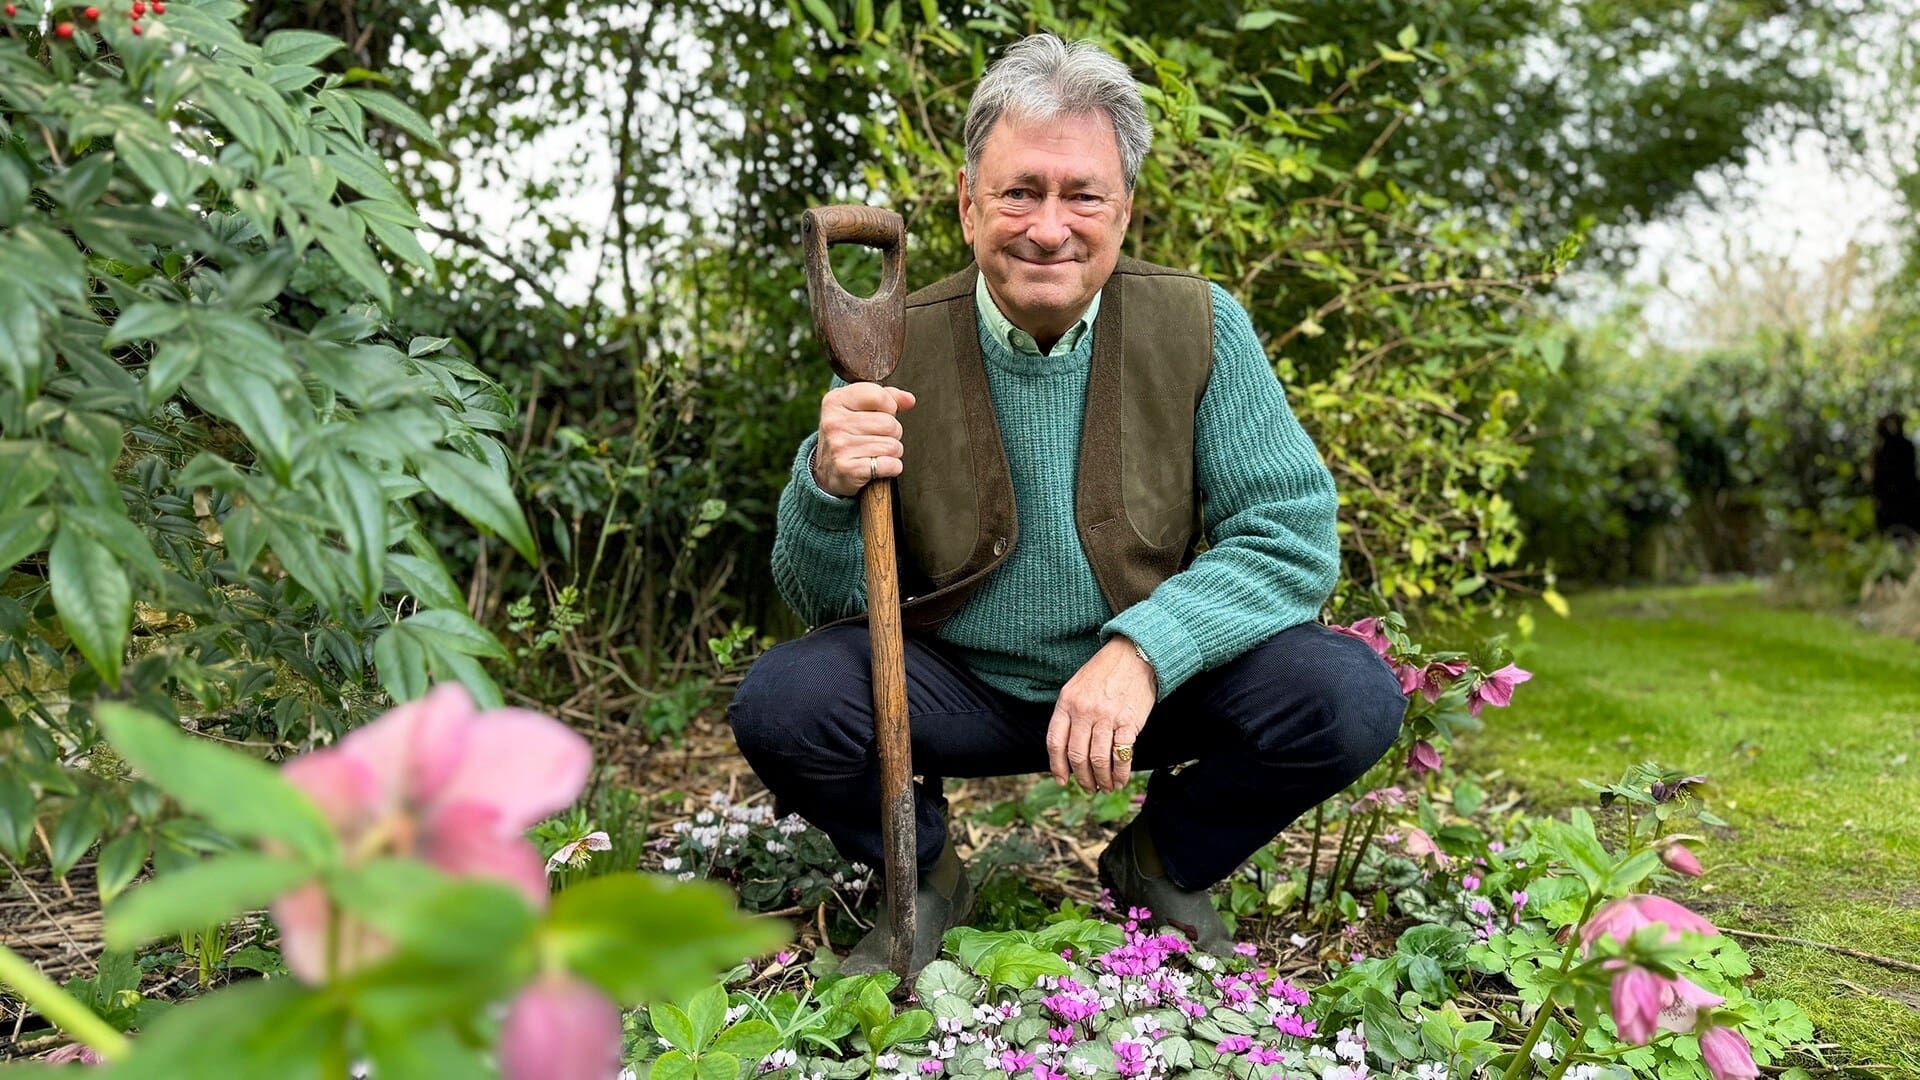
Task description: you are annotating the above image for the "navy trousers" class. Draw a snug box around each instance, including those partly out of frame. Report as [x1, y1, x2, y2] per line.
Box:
[726, 621, 1406, 890]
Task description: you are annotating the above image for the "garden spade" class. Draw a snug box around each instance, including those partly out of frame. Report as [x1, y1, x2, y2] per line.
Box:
[800, 205, 914, 977]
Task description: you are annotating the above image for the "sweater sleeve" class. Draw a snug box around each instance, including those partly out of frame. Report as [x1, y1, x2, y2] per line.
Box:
[1098, 283, 1341, 699]
[771, 378, 870, 627]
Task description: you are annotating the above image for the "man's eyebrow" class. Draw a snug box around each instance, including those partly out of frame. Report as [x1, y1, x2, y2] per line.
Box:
[1001, 171, 1111, 192]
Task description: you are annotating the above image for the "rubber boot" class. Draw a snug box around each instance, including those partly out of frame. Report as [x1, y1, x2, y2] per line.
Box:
[840, 839, 973, 978]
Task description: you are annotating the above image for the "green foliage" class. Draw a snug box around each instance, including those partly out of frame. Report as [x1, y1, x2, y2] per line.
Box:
[0, 700, 784, 1072]
[1513, 311, 1920, 586]
[0, 0, 533, 907]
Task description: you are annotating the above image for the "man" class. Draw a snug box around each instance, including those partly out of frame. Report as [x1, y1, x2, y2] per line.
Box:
[729, 33, 1406, 975]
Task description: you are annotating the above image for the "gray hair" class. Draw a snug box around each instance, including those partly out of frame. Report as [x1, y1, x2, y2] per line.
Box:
[963, 34, 1152, 194]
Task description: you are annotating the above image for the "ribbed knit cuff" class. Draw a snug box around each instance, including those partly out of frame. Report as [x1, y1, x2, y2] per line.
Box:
[1102, 601, 1204, 702]
[790, 431, 860, 532]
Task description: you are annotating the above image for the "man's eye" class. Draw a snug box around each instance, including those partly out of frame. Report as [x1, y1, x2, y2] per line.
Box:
[1003, 189, 1033, 201]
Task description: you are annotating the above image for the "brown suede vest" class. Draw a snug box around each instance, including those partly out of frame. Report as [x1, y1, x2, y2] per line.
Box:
[818, 256, 1215, 634]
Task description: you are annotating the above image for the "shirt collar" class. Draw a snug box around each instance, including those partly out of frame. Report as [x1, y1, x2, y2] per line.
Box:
[974, 271, 1101, 357]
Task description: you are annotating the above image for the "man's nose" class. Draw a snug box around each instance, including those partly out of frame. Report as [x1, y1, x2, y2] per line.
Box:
[1026, 196, 1071, 250]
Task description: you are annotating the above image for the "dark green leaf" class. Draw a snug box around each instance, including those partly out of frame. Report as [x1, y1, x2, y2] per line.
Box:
[0, 506, 55, 571]
[50, 524, 131, 685]
[97, 830, 149, 907]
[262, 29, 347, 67]
[412, 449, 536, 562]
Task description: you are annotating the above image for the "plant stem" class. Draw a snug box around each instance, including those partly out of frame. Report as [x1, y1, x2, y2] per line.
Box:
[1301, 803, 1326, 918]
[1501, 892, 1600, 1080]
[0, 944, 132, 1061]
[1542, 1021, 1584, 1080]
[1338, 805, 1387, 899]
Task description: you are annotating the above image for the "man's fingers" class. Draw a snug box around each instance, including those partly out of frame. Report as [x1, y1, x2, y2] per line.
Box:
[1088, 720, 1114, 793]
[1113, 723, 1139, 788]
[1068, 714, 1096, 792]
[1046, 708, 1071, 786]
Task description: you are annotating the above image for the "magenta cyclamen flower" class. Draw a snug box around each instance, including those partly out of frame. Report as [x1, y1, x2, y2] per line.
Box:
[1580, 895, 1719, 951]
[1273, 1013, 1317, 1039]
[1216, 1034, 1253, 1054]
[498, 973, 622, 1080]
[1468, 663, 1533, 716]
[1699, 1026, 1760, 1080]
[272, 682, 592, 982]
[1407, 740, 1443, 778]
[1112, 1041, 1150, 1077]
[999, 1051, 1037, 1073]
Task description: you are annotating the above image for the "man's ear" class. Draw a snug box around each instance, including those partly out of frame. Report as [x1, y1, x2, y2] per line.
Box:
[957, 168, 974, 246]
[1120, 188, 1134, 234]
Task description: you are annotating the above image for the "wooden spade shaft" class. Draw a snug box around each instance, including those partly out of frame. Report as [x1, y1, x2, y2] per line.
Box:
[800, 205, 914, 978]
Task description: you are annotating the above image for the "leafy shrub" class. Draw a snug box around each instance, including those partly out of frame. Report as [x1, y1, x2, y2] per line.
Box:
[1, 1, 532, 899]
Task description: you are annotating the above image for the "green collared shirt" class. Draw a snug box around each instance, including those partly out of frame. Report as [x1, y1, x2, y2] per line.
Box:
[974, 272, 1102, 357]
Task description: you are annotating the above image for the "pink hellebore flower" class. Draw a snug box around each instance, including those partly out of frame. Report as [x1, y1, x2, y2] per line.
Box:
[499, 973, 623, 1080]
[1331, 617, 1391, 659]
[1401, 827, 1450, 868]
[1699, 1026, 1760, 1080]
[41, 1044, 104, 1065]
[1393, 662, 1422, 696]
[1609, 966, 1666, 1044]
[1606, 963, 1724, 1045]
[1659, 841, 1704, 878]
[1579, 894, 1719, 952]
[272, 682, 592, 983]
[1407, 740, 1443, 779]
[545, 830, 612, 874]
[1468, 663, 1533, 716]
[1419, 658, 1469, 702]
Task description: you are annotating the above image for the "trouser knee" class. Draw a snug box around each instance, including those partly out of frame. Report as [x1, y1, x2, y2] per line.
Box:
[726, 626, 875, 780]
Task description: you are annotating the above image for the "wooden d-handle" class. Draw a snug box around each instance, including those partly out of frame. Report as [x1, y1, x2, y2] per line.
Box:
[802, 205, 907, 384]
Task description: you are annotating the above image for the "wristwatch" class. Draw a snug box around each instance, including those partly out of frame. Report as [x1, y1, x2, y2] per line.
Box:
[1130, 639, 1157, 692]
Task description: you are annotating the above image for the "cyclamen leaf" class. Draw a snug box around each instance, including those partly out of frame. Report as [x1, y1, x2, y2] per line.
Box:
[94, 703, 339, 865]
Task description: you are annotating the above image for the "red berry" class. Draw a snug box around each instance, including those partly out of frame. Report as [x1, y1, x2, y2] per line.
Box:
[130, 0, 143, 10]
[3, 4, 15, 16]
[55, 20, 73, 36]
[150, 1, 163, 10]
[83, 5, 98, 18]
[129, 20, 140, 32]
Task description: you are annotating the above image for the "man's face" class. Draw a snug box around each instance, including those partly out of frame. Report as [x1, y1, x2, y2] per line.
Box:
[959, 111, 1133, 341]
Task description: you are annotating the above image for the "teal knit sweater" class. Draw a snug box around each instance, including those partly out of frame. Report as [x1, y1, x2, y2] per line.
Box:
[773, 281, 1340, 704]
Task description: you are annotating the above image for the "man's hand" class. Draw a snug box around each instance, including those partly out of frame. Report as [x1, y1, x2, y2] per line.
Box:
[1047, 636, 1156, 792]
[813, 382, 916, 498]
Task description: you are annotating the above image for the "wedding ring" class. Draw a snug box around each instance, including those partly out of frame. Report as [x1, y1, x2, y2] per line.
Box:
[868, 456, 878, 482]
[1113, 744, 1134, 764]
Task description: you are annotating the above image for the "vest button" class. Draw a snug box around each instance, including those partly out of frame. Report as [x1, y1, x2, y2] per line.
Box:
[992, 536, 1008, 557]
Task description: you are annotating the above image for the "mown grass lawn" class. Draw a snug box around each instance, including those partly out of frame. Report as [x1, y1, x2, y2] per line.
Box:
[1460, 581, 1920, 1074]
